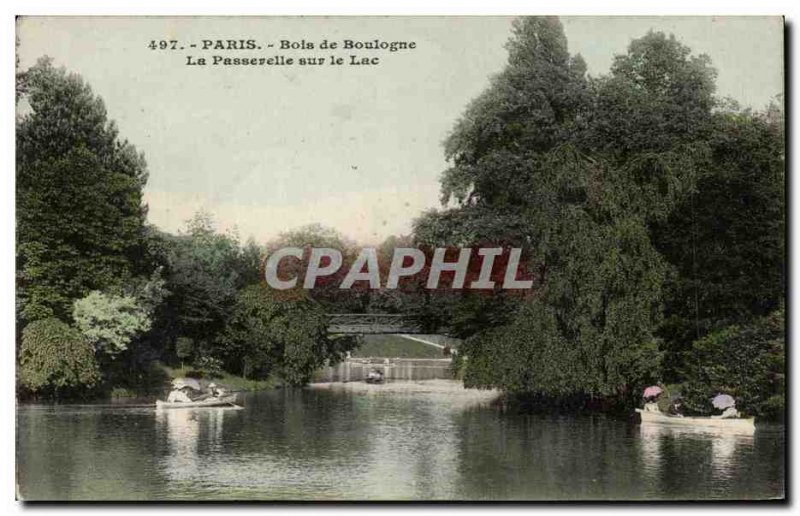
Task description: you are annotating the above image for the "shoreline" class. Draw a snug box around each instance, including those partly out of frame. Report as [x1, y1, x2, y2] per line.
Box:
[307, 379, 503, 405]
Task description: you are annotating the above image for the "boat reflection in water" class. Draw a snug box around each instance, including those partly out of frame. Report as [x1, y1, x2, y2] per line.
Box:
[639, 422, 755, 488]
[156, 407, 234, 489]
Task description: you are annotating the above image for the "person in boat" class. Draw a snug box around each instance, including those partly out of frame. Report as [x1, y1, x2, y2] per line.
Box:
[366, 368, 384, 382]
[643, 397, 661, 413]
[667, 397, 685, 417]
[713, 405, 741, 419]
[209, 382, 227, 398]
[194, 382, 224, 401]
[166, 386, 192, 403]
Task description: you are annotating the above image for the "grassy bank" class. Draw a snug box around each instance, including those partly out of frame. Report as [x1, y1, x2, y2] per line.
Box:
[107, 363, 278, 398]
[352, 335, 446, 359]
[161, 364, 278, 392]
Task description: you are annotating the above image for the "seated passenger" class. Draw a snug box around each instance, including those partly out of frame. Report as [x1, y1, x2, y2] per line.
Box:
[166, 387, 192, 403]
[667, 399, 685, 417]
[713, 406, 740, 419]
[643, 401, 661, 413]
[209, 383, 226, 398]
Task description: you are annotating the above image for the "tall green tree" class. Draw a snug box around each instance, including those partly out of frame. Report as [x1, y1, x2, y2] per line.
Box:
[586, 31, 717, 157]
[415, 17, 591, 335]
[417, 18, 720, 402]
[439, 16, 590, 209]
[16, 58, 150, 322]
[652, 104, 785, 377]
[218, 284, 354, 384]
[458, 148, 667, 400]
[266, 224, 366, 312]
[156, 212, 255, 360]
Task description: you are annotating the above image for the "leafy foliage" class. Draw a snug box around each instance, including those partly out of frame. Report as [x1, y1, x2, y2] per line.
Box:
[415, 18, 735, 404]
[175, 337, 195, 366]
[459, 150, 666, 399]
[218, 285, 355, 385]
[681, 308, 784, 419]
[72, 291, 153, 357]
[71, 271, 166, 359]
[586, 31, 716, 157]
[652, 106, 785, 377]
[154, 212, 259, 361]
[440, 17, 590, 206]
[192, 356, 225, 378]
[18, 318, 100, 395]
[266, 224, 367, 312]
[16, 58, 150, 322]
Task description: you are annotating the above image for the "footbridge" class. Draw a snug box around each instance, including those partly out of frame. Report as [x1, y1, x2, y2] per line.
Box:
[326, 313, 430, 334]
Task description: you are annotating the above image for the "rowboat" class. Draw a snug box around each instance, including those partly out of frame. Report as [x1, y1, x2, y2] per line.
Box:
[155, 394, 240, 410]
[635, 408, 755, 433]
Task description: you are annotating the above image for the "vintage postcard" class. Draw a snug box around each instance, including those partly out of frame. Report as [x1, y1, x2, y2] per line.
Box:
[14, 16, 785, 501]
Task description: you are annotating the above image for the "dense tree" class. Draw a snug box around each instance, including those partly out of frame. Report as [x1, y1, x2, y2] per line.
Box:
[440, 17, 590, 207]
[218, 285, 355, 384]
[681, 308, 784, 419]
[414, 18, 592, 336]
[653, 105, 785, 377]
[417, 18, 722, 403]
[16, 58, 151, 322]
[73, 291, 152, 358]
[458, 149, 667, 400]
[18, 318, 101, 396]
[266, 224, 367, 312]
[586, 31, 716, 157]
[155, 212, 256, 360]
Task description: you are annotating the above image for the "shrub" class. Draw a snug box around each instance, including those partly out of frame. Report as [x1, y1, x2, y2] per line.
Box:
[73, 290, 152, 357]
[193, 356, 224, 378]
[18, 318, 100, 396]
[217, 284, 347, 385]
[681, 308, 784, 419]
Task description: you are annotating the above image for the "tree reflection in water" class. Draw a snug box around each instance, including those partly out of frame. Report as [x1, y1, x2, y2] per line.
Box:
[638, 423, 755, 495]
[17, 391, 782, 500]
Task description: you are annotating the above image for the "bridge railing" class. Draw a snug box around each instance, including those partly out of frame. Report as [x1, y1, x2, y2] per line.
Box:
[326, 313, 427, 334]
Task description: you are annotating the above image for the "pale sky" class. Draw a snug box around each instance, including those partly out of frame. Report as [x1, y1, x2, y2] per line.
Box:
[16, 16, 783, 245]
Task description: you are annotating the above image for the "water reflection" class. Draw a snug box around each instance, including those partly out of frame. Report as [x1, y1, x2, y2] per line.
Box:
[16, 390, 784, 501]
[638, 423, 755, 491]
[639, 423, 664, 481]
[319, 359, 452, 382]
[158, 409, 201, 484]
[156, 407, 237, 493]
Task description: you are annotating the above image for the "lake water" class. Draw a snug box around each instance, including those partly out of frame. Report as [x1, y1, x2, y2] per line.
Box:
[16, 382, 785, 501]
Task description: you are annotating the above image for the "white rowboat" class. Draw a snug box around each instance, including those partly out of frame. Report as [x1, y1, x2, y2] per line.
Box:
[155, 394, 240, 410]
[636, 408, 755, 434]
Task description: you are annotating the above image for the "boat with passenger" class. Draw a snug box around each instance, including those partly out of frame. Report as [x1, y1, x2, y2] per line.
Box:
[365, 368, 385, 384]
[156, 393, 240, 410]
[156, 377, 241, 410]
[636, 408, 755, 433]
[635, 387, 754, 434]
